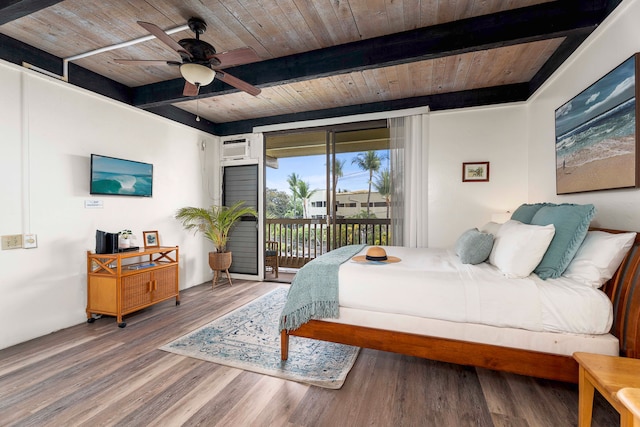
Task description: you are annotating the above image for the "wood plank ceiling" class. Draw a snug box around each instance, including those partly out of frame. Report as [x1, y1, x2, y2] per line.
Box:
[0, 0, 622, 135]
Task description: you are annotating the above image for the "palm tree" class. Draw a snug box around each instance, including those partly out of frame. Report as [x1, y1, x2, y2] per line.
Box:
[296, 180, 318, 218]
[286, 172, 301, 218]
[332, 158, 345, 192]
[352, 151, 382, 216]
[373, 168, 391, 218]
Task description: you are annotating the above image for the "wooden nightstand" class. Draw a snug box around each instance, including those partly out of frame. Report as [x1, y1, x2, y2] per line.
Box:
[618, 388, 640, 427]
[573, 352, 640, 427]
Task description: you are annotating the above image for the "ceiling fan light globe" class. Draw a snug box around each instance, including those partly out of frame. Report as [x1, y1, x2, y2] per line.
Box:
[180, 63, 215, 86]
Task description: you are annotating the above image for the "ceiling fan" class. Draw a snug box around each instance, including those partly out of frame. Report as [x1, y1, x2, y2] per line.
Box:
[115, 17, 261, 97]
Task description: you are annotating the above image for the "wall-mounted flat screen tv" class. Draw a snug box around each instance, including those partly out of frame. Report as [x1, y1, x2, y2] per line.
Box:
[90, 154, 153, 197]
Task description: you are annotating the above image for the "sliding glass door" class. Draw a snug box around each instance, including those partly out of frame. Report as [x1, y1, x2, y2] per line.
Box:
[264, 120, 391, 273]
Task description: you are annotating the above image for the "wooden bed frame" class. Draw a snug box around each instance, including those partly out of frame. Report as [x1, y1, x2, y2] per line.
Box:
[280, 228, 640, 383]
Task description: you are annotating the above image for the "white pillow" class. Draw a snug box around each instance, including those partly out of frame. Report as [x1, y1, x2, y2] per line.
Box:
[563, 231, 636, 288]
[488, 220, 556, 278]
[480, 221, 502, 236]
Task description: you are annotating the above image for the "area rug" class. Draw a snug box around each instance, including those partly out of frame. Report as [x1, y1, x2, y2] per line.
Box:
[160, 287, 360, 389]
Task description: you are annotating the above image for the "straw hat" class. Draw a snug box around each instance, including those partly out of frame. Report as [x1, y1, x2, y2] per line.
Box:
[352, 246, 401, 263]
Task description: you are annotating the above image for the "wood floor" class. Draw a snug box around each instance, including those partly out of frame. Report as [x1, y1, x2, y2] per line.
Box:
[0, 280, 618, 427]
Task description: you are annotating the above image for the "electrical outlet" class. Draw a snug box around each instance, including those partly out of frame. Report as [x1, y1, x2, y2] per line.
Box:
[2, 234, 23, 250]
[23, 233, 37, 249]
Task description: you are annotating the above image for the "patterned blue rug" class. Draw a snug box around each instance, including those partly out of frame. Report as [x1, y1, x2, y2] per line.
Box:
[160, 287, 360, 389]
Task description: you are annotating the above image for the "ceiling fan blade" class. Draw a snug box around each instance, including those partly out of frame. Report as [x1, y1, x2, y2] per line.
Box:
[216, 71, 261, 96]
[209, 47, 260, 68]
[138, 21, 192, 59]
[183, 81, 200, 97]
[114, 59, 181, 66]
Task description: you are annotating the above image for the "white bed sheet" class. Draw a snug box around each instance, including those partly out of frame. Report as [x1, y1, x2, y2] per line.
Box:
[338, 246, 613, 335]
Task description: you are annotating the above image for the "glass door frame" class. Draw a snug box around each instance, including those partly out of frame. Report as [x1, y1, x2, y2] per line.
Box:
[264, 119, 388, 257]
[326, 121, 389, 251]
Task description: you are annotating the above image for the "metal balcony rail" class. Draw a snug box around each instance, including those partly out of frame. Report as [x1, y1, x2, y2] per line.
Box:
[265, 218, 391, 268]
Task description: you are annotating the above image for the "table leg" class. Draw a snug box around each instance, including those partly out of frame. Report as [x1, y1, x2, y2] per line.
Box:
[578, 366, 595, 427]
[620, 408, 633, 427]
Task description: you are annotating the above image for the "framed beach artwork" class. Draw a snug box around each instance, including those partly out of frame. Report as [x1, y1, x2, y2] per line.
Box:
[555, 53, 640, 194]
[462, 162, 490, 182]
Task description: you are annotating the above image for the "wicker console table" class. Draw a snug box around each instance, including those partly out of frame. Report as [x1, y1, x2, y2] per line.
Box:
[86, 246, 180, 327]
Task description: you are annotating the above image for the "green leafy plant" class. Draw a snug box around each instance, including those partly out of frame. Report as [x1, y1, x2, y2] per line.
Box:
[120, 229, 132, 239]
[175, 201, 258, 253]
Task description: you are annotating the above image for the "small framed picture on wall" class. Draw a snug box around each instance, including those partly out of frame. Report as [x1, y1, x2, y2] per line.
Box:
[143, 231, 159, 248]
[462, 162, 490, 182]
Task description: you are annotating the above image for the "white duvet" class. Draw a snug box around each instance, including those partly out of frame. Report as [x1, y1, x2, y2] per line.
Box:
[338, 246, 613, 334]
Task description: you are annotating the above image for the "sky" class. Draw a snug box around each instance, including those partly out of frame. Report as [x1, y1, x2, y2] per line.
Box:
[555, 55, 635, 137]
[266, 151, 389, 195]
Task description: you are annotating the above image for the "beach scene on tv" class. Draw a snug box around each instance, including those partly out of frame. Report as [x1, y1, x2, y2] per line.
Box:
[91, 155, 153, 197]
[555, 55, 636, 194]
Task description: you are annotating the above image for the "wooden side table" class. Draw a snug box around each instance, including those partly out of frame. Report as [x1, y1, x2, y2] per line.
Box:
[618, 388, 640, 427]
[573, 352, 640, 427]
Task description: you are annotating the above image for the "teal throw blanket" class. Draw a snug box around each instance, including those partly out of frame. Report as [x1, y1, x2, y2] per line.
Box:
[279, 244, 366, 332]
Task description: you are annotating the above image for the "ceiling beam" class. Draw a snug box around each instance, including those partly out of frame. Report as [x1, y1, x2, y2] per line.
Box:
[0, 0, 620, 137]
[133, 0, 606, 109]
[145, 105, 218, 134]
[0, 33, 214, 133]
[528, 34, 590, 96]
[0, 0, 65, 25]
[215, 83, 529, 136]
[0, 33, 134, 104]
[0, 33, 62, 74]
[528, 0, 621, 96]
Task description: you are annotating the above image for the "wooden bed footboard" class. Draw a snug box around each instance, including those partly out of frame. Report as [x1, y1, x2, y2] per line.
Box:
[281, 228, 640, 383]
[281, 320, 580, 382]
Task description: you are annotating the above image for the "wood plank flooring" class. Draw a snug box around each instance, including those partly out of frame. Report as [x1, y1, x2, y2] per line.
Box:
[0, 280, 618, 426]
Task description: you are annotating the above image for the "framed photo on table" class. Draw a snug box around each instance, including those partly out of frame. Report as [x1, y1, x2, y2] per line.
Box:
[143, 231, 159, 248]
[462, 162, 490, 182]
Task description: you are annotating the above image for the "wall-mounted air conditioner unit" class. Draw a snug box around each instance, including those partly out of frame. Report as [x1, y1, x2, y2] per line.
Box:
[222, 138, 249, 160]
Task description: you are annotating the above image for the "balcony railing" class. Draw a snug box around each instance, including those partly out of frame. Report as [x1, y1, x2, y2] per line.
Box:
[266, 218, 391, 268]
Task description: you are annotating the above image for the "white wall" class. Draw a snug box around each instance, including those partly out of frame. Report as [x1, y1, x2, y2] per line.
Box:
[2, 0, 639, 350]
[527, 0, 640, 230]
[0, 60, 220, 350]
[428, 104, 529, 247]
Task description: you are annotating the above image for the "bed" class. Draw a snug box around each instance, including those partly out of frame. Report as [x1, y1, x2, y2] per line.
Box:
[279, 217, 640, 383]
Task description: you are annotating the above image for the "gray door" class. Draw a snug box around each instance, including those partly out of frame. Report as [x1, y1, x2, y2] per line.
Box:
[223, 164, 258, 275]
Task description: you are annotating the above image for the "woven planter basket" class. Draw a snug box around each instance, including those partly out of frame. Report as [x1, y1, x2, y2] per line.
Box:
[209, 251, 232, 271]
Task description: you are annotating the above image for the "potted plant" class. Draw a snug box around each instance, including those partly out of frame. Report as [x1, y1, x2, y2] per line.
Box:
[119, 229, 132, 249]
[175, 201, 258, 283]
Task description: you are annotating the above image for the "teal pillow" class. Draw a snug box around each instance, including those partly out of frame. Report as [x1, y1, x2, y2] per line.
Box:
[530, 204, 596, 279]
[510, 203, 550, 224]
[455, 228, 494, 265]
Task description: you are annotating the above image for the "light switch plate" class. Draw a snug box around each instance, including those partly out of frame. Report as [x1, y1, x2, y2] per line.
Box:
[1, 234, 23, 250]
[23, 233, 37, 249]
